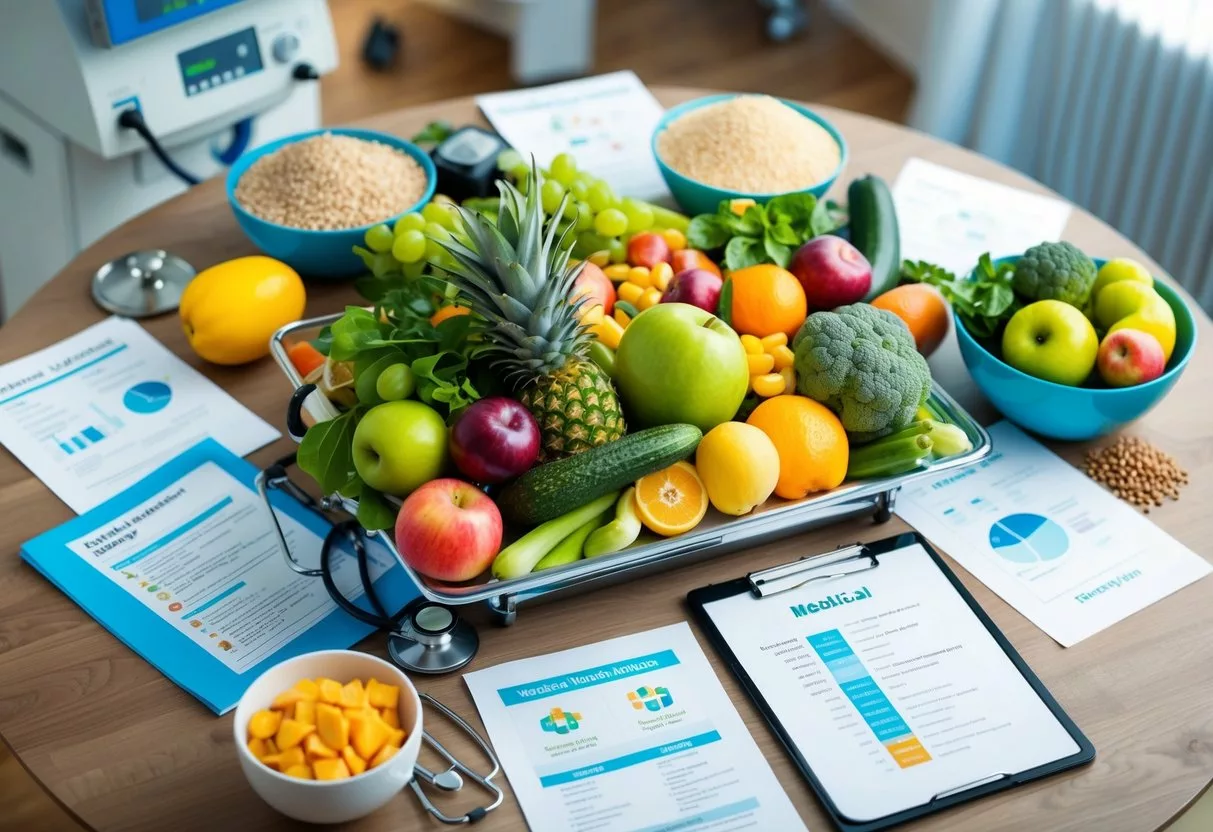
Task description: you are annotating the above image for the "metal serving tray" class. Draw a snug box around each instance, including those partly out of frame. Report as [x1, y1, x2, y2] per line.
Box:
[268, 312, 991, 624]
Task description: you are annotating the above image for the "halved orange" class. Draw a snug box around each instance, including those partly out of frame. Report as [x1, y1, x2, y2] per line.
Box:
[634, 461, 709, 537]
[429, 305, 470, 327]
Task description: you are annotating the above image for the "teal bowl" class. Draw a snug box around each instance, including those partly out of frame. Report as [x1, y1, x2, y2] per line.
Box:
[651, 94, 847, 217]
[955, 257, 1197, 441]
[226, 128, 436, 279]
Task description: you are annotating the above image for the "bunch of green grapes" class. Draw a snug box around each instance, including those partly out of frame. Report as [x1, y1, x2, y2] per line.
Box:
[358, 200, 463, 278]
[495, 150, 688, 263]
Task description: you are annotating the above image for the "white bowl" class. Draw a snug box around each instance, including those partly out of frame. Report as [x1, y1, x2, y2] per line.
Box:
[233, 650, 423, 824]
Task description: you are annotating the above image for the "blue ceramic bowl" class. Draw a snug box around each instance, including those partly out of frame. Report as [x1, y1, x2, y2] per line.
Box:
[226, 128, 437, 279]
[955, 257, 1197, 441]
[651, 94, 847, 217]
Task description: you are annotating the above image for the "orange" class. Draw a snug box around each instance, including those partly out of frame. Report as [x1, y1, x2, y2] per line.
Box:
[746, 396, 848, 499]
[870, 284, 949, 357]
[728, 264, 807, 339]
[634, 461, 709, 536]
[430, 305, 470, 326]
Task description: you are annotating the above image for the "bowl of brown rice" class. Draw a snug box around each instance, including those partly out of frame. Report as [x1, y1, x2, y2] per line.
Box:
[226, 128, 436, 278]
[652, 94, 847, 216]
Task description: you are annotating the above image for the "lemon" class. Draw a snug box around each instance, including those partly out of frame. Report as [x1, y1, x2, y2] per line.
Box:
[695, 422, 781, 515]
[180, 256, 306, 365]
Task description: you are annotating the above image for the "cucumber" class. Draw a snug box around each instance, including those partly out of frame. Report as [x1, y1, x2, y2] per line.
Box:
[849, 176, 900, 301]
[533, 513, 607, 572]
[584, 487, 642, 558]
[496, 424, 703, 526]
[492, 493, 618, 579]
[847, 434, 932, 480]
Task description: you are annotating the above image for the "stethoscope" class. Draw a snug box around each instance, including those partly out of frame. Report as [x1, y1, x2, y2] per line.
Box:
[255, 390, 505, 823]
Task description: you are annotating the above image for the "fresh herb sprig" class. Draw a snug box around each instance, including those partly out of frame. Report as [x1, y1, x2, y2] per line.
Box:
[901, 254, 1020, 339]
[687, 194, 846, 270]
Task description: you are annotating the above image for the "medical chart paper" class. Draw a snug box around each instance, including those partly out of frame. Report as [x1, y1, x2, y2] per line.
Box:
[21, 439, 417, 714]
[464, 622, 805, 832]
[896, 421, 1211, 646]
[699, 542, 1081, 824]
[0, 316, 279, 513]
[893, 158, 1072, 276]
[477, 71, 669, 202]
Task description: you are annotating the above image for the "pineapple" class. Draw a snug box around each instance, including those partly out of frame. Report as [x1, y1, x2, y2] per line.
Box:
[436, 166, 625, 461]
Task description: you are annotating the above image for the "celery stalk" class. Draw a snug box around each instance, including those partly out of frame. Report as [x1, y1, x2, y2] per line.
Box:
[847, 434, 933, 480]
[533, 513, 607, 572]
[492, 492, 619, 579]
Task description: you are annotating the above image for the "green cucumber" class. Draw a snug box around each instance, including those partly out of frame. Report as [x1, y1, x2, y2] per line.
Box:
[849, 176, 900, 301]
[584, 487, 642, 558]
[492, 493, 618, 579]
[847, 434, 932, 480]
[496, 424, 703, 526]
[533, 512, 607, 572]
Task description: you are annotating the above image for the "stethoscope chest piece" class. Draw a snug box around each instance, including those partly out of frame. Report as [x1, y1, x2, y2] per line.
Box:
[389, 601, 479, 674]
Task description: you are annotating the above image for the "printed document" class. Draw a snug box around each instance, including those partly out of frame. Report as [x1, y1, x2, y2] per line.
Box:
[478, 71, 669, 202]
[893, 158, 1072, 276]
[896, 421, 1211, 646]
[0, 316, 279, 512]
[699, 542, 1081, 823]
[464, 622, 805, 832]
[21, 439, 417, 713]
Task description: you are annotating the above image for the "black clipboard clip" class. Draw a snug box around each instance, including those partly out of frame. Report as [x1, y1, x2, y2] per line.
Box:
[747, 542, 880, 598]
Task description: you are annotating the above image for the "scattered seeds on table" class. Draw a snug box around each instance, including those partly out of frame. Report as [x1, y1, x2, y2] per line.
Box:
[1082, 435, 1188, 512]
[235, 133, 427, 230]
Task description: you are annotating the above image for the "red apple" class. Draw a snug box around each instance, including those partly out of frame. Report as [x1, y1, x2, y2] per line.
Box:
[449, 397, 540, 483]
[789, 235, 873, 311]
[395, 479, 502, 581]
[660, 268, 723, 313]
[627, 232, 671, 268]
[1097, 329, 1166, 387]
[573, 261, 615, 316]
[671, 248, 721, 278]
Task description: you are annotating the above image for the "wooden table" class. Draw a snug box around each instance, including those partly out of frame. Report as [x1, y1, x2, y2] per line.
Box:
[1, 88, 1211, 832]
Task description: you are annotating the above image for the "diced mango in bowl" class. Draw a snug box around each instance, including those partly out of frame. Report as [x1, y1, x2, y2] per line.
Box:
[247, 677, 406, 780]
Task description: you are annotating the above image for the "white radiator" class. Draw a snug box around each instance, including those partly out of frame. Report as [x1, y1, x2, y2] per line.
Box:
[911, 0, 1213, 310]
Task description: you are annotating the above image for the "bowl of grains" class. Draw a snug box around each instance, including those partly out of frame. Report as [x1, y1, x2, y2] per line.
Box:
[227, 128, 436, 278]
[955, 258, 1197, 441]
[652, 94, 847, 216]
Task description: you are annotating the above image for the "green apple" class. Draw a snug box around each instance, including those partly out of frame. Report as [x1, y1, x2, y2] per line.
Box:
[613, 302, 749, 431]
[1002, 300, 1098, 386]
[351, 400, 448, 496]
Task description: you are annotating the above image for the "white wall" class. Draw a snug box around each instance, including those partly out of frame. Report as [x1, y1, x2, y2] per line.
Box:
[825, 0, 935, 77]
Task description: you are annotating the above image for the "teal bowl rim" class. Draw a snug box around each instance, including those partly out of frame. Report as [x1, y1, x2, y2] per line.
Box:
[650, 94, 849, 200]
[225, 127, 438, 236]
[954, 255, 1198, 396]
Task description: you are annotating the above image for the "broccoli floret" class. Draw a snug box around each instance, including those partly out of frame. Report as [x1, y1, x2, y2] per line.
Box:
[1012, 241, 1097, 306]
[792, 304, 931, 443]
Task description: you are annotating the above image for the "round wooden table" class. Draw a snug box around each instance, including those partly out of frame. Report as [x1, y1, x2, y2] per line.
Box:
[1, 88, 1211, 832]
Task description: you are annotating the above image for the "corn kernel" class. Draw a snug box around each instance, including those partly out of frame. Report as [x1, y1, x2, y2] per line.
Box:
[627, 266, 652, 289]
[770, 344, 795, 370]
[617, 281, 644, 305]
[740, 334, 764, 355]
[604, 263, 631, 282]
[614, 307, 631, 328]
[752, 373, 786, 397]
[660, 228, 687, 252]
[779, 366, 796, 393]
[761, 333, 788, 351]
[746, 353, 775, 375]
[651, 262, 674, 292]
[587, 250, 611, 268]
[638, 287, 663, 310]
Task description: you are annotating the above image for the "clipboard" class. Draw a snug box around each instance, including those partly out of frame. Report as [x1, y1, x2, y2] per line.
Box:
[687, 531, 1094, 832]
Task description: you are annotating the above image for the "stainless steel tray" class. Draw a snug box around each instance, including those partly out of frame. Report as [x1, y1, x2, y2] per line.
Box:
[268, 312, 991, 624]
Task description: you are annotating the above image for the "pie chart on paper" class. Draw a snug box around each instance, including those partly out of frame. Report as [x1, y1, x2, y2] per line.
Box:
[124, 381, 173, 414]
[988, 513, 1069, 563]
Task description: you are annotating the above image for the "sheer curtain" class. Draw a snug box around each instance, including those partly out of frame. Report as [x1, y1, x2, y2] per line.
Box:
[910, 0, 1213, 309]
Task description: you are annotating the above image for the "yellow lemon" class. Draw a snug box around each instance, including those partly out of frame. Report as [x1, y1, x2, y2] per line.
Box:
[695, 422, 780, 515]
[180, 256, 306, 365]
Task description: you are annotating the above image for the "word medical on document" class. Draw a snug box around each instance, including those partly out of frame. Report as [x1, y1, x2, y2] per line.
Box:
[790, 586, 872, 617]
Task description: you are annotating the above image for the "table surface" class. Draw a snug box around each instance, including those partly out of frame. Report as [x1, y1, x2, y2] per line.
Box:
[1, 88, 1211, 832]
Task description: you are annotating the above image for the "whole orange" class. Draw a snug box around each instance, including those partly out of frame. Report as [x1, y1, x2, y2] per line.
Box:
[728, 264, 807, 339]
[746, 395, 848, 499]
[870, 284, 950, 357]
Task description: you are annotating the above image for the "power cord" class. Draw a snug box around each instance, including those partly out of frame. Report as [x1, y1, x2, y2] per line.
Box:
[117, 108, 201, 186]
